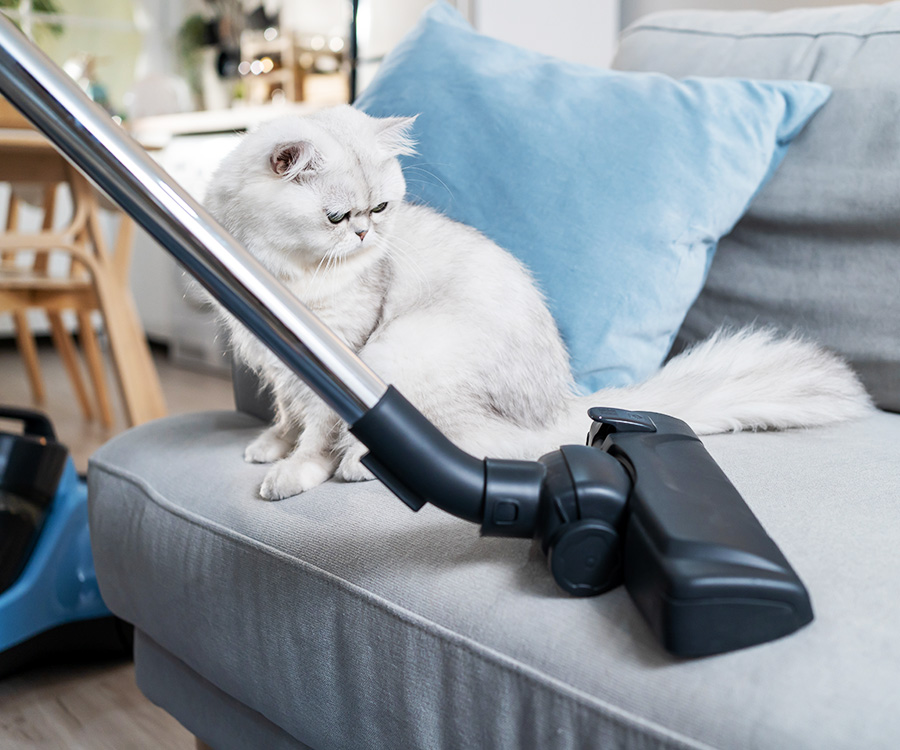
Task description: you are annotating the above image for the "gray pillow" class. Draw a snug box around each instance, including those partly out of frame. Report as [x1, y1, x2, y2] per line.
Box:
[613, 3, 900, 412]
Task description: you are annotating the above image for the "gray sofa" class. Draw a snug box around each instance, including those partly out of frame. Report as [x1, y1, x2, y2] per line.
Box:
[88, 4, 900, 749]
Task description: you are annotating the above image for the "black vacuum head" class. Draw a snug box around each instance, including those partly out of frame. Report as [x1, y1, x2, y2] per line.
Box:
[589, 408, 814, 657]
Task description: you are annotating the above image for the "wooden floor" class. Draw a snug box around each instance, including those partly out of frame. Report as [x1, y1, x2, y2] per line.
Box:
[0, 661, 193, 749]
[0, 340, 235, 749]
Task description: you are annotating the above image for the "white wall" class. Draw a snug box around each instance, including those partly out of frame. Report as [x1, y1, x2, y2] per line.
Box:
[474, 0, 620, 68]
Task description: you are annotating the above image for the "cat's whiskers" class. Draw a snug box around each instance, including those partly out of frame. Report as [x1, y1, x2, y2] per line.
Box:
[380, 228, 426, 261]
[306, 246, 345, 303]
[303, 250, 333, 300]
[330, 249, 349, 309]
[402, 165, 455, 203]
[376, 233, 431, 300]
[387, 236, 432, 298]
[323, 248, 341, 303]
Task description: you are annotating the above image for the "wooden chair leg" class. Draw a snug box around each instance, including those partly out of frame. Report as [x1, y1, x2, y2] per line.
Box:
[12, 310, 45, 404]
[95, 281, 167, 426]
[47, 310, 93, 421]
[77, 310, 114, 429]
[73, 190, 166, 426]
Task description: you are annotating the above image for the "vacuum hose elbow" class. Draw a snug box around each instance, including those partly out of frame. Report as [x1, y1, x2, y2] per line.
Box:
[351, 387, 548, 539]
[350, 386, 487, 524]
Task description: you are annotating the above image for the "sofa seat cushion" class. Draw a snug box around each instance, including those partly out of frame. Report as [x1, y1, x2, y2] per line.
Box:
[88, 411, 900, 749]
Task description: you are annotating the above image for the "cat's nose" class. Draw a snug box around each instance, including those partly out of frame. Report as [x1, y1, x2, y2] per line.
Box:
[355, 229, 368, 241]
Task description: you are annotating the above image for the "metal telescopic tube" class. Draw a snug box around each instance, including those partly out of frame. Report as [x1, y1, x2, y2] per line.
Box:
[0, 16, 503, 526]
[0, 14, 386, 425]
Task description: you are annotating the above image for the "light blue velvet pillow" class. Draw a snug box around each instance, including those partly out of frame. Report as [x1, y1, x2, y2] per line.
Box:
[355, 1, 830, 391]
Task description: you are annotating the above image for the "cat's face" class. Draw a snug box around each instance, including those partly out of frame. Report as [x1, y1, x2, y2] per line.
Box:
[209, 107, 416, 277]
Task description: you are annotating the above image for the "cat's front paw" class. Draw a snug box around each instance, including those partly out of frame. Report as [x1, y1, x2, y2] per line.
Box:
[334, 445, 375, 483]
[244, 428, 292, 464]
[259, 457, 332, 500]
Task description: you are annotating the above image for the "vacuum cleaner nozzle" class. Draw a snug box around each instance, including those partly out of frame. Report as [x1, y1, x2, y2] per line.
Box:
[353, 389, 813, 657]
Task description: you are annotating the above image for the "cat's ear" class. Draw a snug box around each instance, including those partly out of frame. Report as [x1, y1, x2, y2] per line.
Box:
[375, 115, 418, 157]
[269, 141, 323, 179]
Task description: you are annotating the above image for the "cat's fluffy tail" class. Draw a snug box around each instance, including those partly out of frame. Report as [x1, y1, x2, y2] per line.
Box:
[439, 328, 873, 461]
[562, 327, 873, 439]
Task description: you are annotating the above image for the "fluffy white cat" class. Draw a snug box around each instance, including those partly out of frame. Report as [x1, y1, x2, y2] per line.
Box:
[206, 105, 872, 501]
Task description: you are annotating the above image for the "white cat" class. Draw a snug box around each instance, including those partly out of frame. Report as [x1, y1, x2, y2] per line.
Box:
[206, 105, 872, 501]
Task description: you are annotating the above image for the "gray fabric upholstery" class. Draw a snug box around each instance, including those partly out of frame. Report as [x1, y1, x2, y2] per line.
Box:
[135, 629, 311, 750]
[613, 2, 900, 412]
[232, 360, 275, 422]
[88, 410, 900, 749]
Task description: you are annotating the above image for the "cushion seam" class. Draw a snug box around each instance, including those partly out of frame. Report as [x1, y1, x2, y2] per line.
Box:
[134, 631, 302, 749]
[621, 24, 900, 41]
[90, 456, 713, 750]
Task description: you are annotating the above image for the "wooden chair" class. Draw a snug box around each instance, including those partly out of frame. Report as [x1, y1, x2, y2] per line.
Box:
[0, 102, 166, 428]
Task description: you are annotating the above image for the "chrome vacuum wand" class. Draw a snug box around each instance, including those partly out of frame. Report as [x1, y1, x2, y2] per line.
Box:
[0, 15, 813, 656]
[0, 13, 486, 525]
[0, 15, 384, 426]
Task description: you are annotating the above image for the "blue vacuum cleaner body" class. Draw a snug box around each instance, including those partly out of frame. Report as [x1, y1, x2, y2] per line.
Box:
[0, 407, 130, 678]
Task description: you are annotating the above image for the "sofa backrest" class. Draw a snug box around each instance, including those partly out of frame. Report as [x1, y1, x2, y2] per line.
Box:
[613, 2, 900, 412]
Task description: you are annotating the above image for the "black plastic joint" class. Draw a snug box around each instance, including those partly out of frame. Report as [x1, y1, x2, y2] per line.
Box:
[481, 458, 545, 538]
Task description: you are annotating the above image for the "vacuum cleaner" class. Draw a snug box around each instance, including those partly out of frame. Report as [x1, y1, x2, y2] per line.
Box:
[0, 16, 813, 658]
[0, 407, 131, 678]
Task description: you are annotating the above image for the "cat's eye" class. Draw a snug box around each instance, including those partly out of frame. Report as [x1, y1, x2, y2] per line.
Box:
[371, 202, 388, 214]
[327, 211, 350, 224]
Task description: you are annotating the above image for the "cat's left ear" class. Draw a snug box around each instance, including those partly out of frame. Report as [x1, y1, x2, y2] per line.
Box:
[270, 141, 324, 180]
[375, 115, 418, 157]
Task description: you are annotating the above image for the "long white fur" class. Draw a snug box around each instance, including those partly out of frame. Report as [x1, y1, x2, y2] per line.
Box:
[205, 105, 873, 501]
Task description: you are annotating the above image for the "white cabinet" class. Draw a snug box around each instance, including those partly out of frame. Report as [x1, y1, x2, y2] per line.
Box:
[129, 129, 242, 372]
